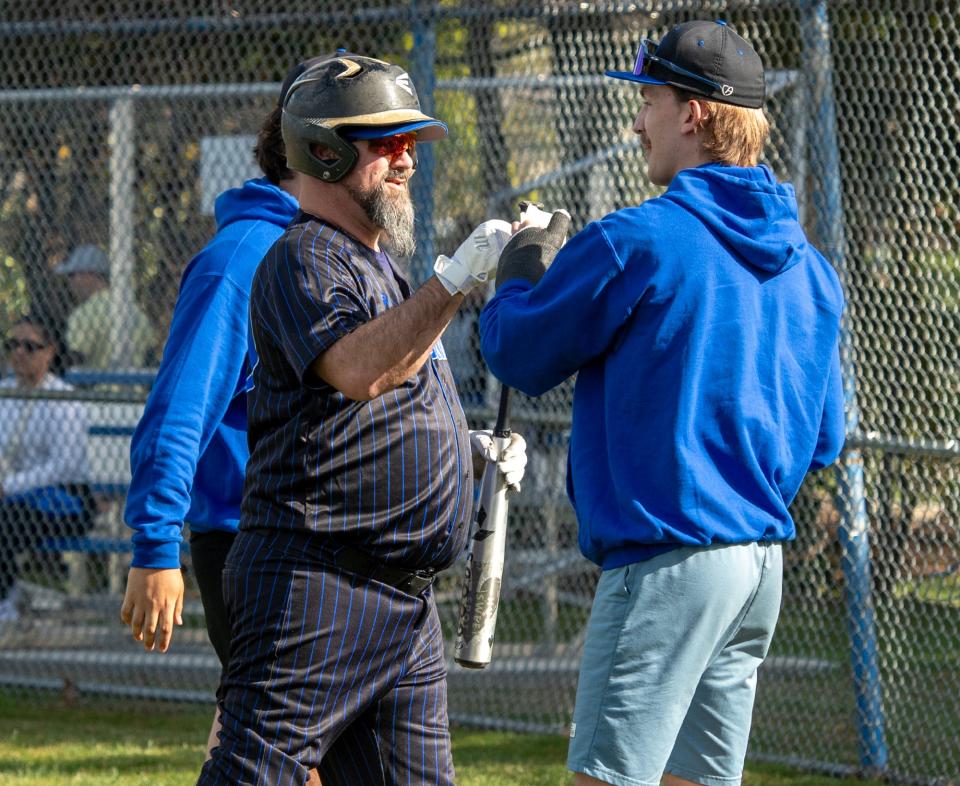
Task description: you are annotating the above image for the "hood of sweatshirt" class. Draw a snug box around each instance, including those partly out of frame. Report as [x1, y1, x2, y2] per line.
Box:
[214, 177, 298, 231]
[661, 163, 807, 275]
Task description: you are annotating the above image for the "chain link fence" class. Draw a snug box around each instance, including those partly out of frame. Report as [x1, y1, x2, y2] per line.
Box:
[0, 2, 957, 784]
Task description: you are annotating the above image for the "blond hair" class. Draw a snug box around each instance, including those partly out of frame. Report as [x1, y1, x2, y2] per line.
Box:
[675, 89, 770, 167]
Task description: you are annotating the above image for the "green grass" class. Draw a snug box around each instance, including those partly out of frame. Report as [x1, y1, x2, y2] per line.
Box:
[760, 595, 960, 776]
[894, 572, 960, 608]
[0, 691, 892, 786]
[438, 593, 592, 644]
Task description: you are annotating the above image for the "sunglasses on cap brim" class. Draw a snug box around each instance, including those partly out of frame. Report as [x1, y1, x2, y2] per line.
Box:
[631, 38, 723, 92]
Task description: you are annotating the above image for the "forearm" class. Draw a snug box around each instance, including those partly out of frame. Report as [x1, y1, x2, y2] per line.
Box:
[480, 280, 586, 396]
[313, 276, 463, 400]
[130, 274, 247, 482]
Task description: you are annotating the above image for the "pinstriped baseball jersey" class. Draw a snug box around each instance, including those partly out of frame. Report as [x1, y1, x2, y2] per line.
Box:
[243, 211, 474, 570]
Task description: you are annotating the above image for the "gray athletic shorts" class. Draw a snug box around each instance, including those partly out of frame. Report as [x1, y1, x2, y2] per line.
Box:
[567, 542, 783, 786]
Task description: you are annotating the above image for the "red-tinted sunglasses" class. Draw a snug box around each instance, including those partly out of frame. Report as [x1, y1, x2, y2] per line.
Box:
[366, 132, 417, 161]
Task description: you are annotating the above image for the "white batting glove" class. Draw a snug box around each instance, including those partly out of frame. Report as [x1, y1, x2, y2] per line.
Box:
[470, 430, 528, 492]
[434, 219, 512, 296]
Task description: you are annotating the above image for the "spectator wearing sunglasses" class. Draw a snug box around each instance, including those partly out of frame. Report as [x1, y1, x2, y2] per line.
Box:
[480, 20, 844, 786]
[0, 313, 93, 623]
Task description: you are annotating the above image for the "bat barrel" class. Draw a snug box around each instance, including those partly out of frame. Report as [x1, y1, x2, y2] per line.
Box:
[454, 385, 513, 668]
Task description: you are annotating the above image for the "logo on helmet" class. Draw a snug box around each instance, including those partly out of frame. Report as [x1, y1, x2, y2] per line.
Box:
[334, 58, 362, 79]
[395, 73, 414, 96]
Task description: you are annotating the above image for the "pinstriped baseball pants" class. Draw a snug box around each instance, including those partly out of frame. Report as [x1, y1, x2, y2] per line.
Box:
[197, 529, 454, 786]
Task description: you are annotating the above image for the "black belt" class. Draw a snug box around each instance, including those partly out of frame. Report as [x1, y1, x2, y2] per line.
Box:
[335, 545, 437, 596]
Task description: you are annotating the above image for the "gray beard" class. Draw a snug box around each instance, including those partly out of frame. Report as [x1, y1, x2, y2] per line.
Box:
[349, 174, 416, 259]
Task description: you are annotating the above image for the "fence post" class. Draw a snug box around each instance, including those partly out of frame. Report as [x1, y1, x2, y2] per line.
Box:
[409, 0, 437, 282]
[108, 96, 136, 368]
[800, 0, 888, 773]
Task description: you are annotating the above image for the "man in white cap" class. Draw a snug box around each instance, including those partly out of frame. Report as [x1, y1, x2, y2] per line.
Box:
[55, 244, 154, 369]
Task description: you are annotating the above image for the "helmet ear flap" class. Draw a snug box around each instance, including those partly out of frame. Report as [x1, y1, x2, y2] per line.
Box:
[281, 113, 358, 182]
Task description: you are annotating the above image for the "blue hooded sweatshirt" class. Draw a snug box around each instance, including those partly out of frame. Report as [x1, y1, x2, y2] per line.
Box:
[125, 178, 298, 569]
[480, 164, 845, 569]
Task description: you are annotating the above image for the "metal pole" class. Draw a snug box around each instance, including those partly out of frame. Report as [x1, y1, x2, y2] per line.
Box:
[789, 76, 810, 227]
[409, 0, 438, 282]
[108, 98, 136, 368]
[800, 0, 888, 774]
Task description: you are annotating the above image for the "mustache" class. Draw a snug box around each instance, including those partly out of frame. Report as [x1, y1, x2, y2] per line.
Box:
[385, 168, 411, 182]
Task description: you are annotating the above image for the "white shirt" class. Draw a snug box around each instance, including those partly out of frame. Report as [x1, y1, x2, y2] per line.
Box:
[0, 373, 90, 495]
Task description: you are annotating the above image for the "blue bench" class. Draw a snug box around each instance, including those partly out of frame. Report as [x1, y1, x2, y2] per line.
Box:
[38, 399, 195, 575]
[37, 438, 137, 558]
[32, 373, 156, 591]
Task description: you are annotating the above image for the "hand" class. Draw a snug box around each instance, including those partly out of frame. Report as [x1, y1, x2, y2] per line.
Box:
[119, 567, 185, 653]
[495, 208, 571, 289]
[434, 219, 513, 295]
[470, 430, 528, 492]
[512, 201, 565, 236]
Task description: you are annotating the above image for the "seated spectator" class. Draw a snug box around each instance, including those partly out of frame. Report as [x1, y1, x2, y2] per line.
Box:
[55, 244, 155, 369]
[0, 314, 93, 622]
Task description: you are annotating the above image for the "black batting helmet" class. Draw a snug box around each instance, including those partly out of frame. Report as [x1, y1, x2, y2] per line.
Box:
[281, 53, 447, 182]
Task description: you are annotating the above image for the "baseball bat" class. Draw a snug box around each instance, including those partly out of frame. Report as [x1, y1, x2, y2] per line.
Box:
[454, 199, 544, 669]
[454, 385, 512, 669]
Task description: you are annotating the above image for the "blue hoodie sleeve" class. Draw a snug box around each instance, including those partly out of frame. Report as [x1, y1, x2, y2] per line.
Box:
[124, 270, 250, 568]
[480, 220, 637, 397]
[810, 343, 845, 471]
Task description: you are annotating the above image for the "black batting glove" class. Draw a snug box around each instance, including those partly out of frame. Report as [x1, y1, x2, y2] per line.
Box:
[494, 210, 571, 289]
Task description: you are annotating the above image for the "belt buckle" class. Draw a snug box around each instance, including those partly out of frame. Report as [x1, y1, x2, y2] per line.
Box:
[402, 568, 436, 595]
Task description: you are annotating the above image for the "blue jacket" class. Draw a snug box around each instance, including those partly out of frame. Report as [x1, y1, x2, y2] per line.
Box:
[125, 178, 298, 568]
[480, 164, 845, 569]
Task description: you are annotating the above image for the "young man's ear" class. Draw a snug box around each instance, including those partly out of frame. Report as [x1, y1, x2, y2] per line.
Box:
[682, 98, 711, 135]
